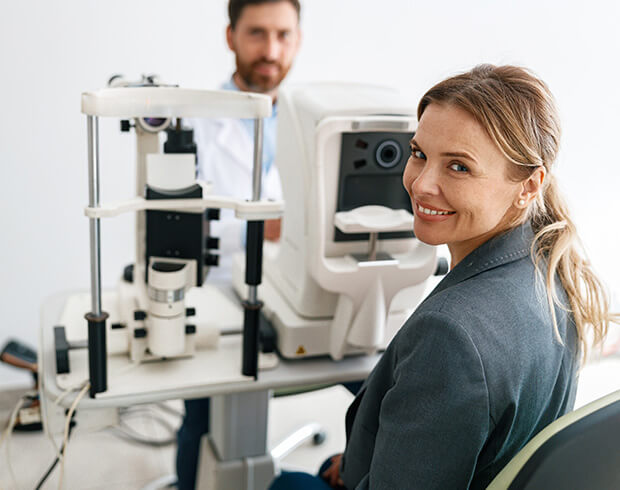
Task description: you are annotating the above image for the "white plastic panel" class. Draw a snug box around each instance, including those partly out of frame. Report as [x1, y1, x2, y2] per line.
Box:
[334, 205, 414, 234]
[81, 87, 272, 118]
[146, 153, 196, 190]
[84, 195, 284, 219]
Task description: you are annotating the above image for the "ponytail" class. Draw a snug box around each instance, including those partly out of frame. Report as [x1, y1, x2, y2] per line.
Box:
[531, 175, 613, 360]
[419, 64, 616, 362]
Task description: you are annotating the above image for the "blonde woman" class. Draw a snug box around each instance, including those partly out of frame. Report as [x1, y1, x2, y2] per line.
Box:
[270, 65, 614, 489]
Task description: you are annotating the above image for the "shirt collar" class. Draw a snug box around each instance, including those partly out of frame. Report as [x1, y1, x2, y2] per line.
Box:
[222, 76, 277, 117]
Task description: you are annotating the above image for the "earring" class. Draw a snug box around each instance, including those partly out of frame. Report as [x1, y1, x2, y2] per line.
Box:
[518, 199, 526, 206]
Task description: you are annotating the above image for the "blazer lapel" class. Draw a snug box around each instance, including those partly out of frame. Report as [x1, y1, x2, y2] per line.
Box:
[425, 223, 534, 302]
[345, 384, 367, 441]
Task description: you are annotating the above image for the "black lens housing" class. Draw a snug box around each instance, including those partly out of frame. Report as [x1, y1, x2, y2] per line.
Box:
[375, 140, 402, 169]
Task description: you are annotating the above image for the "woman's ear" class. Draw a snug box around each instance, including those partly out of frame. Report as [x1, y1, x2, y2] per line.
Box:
[516, 166, 546, 208]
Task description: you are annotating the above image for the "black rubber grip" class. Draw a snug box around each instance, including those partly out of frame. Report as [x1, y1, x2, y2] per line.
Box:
[85, 312, 109, 397]
[54, 326, 70, 374]
[245, 221, 264, 286]
[242, 301, 262, 379]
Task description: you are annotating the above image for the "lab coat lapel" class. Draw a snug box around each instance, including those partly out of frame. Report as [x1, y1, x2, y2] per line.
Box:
[214, 118, 254, 174]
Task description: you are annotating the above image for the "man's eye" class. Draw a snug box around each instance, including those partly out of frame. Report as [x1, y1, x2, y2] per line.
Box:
[411, 148, 426, 160]
[449, 162, 468, 172]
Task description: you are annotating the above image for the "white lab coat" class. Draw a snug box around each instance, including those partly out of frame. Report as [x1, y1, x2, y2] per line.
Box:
[188, 116, 282, 279]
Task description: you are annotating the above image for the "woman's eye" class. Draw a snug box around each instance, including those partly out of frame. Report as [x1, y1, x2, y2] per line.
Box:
[449, 162, 468, 172]
[411, 148, 426, 160]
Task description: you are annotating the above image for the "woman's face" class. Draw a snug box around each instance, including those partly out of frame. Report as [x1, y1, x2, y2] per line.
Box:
[402, 103, 522, 266]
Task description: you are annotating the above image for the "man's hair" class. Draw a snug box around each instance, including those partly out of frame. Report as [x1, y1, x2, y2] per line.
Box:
[228, 0, 301, 29]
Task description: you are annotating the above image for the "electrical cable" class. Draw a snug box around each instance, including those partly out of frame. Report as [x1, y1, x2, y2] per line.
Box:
[40, 379, 89, 463]
[34, 417, 76, 490]
[36, 362, 143, 488]
[35, 378, 90, 490]
[57, 382, 90, 490]
[53, 378, 89, 408]
[108, 403, 182, 447]
[0, 394, 28, 489]
[154, 402, 184, 418]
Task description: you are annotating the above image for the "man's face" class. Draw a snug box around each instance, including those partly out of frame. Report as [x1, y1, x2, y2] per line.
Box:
[227, 1, 301, 93]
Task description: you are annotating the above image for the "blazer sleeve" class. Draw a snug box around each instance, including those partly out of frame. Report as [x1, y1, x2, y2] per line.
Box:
[356, 310, 491, 489]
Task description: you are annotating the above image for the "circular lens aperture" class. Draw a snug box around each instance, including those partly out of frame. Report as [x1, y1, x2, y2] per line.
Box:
[375, 140, 402, 169]
[137, 117, 171, 133]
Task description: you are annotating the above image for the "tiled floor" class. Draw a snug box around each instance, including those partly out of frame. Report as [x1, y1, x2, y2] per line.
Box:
[1, 354, 619, 489]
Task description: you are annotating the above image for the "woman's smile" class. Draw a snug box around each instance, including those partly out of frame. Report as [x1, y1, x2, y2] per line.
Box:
[414, 201, 456, 221]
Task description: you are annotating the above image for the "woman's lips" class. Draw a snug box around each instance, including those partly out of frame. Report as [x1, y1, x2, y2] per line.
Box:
[414, 201, 456, 221]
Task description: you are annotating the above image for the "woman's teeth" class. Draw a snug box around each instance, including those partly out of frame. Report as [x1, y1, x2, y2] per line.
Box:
[417, 204, 454, 216]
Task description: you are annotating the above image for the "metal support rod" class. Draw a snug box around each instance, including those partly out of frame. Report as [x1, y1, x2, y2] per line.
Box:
[87, 115, 102, 316]
[251, 118, 264, 201]
[248, 285, 258, 304]
[241, 118, 266, 379]
[86, 115, 107, 396]
[368, 232, 378, 261]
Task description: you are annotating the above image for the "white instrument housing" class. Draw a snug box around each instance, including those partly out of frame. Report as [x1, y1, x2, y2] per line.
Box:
[249, 83, 438, 360]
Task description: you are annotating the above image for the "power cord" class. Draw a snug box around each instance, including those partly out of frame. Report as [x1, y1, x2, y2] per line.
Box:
[0, 394, 28, 489]
[57, 382, 90, 489]
[35, 380, 90, 489]
[108, 403, 182, 448]
[34, 413, 76, 490]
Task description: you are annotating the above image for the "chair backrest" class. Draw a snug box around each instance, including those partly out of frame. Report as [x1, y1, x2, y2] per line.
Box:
[487, 388, 620, 489]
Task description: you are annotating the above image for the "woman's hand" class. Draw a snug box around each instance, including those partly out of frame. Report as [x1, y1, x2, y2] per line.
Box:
[321, 453, 344, 488]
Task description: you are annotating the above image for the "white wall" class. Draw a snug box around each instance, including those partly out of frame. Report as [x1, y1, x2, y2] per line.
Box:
[1, 0, 618, 387]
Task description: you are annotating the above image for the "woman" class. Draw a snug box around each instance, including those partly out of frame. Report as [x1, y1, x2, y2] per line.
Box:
[270, 65, 613, 489]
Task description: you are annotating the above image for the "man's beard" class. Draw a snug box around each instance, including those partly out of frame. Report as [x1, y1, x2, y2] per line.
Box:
[235, 55, 291, 92]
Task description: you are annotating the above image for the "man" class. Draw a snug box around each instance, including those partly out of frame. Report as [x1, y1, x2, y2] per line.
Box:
[176, 1, 301, 488]
[191, 0, 302, 276]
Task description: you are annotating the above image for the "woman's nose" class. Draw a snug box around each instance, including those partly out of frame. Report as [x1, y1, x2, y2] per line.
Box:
[411, 163, 440, 197]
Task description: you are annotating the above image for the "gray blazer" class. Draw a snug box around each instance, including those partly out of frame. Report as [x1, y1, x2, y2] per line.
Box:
[341, 223, 578, 489]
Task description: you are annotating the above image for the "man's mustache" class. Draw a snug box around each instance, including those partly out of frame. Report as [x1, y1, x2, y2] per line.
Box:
[252, 59, 282, 70]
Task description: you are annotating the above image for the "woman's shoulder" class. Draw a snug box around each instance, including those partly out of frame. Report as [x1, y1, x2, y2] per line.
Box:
[417, 255, 537, 321]
[400, 255, 552, 362]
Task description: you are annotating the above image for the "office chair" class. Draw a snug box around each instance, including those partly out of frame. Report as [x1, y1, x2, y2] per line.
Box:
[487, 388, 620, 489]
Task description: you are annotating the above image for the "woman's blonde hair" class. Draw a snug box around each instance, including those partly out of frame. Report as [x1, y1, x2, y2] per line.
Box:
[418, 64, 614, 360]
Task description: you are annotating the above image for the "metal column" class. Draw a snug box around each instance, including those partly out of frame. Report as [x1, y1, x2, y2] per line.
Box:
[242, 118, 265, 378]
[85, 115, 108, 397]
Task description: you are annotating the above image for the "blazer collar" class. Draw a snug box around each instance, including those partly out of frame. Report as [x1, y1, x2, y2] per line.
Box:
[427, 222, 534, 299]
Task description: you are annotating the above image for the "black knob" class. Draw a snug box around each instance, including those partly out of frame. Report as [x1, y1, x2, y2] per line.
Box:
[111, 323, 125, 330]
[206, 208, 220, 221]
[123, 264, 134, 283]
[134, 328, 147, 339]
[120, 120, 132, 132]
[134, 310, 147, 321]
[205, 254, 219, 267]
[186, 307, 196, 317]
[185, 324, 196, 335]
[206, 237, 220, 250]
[434, 257, 449, 276]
